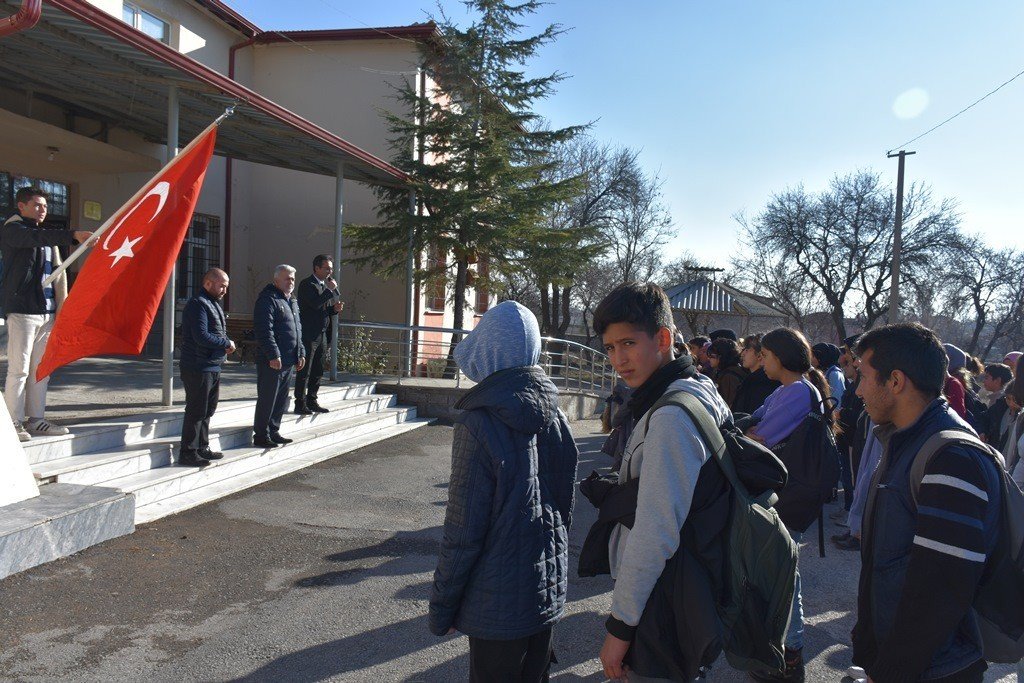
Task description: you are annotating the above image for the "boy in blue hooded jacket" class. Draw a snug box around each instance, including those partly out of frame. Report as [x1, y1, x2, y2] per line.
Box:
[428, 301, 579, 682]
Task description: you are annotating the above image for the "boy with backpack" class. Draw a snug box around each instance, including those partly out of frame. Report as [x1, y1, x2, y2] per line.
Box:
[428, 301, 578, 682]
[852, 324, 1004, 682]
[592, 283, 795, 682]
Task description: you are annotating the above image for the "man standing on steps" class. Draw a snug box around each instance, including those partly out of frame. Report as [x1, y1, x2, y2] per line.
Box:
[1, 187, 94, 442]
[294, 254, 343, 415]
[253, 265, 304, 449]
[178, 268, 234, 467]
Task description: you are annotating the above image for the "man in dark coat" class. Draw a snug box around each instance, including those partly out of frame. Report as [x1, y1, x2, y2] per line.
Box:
[1, 187, 94, 441]
[252, 265, 304, 448]
[178, 268, 234, 467]
[294, 254, 343, 415]
[429, 301, 578, 683]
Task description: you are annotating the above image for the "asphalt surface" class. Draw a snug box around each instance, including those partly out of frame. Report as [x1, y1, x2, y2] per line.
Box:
[0, 420, 1015, 682]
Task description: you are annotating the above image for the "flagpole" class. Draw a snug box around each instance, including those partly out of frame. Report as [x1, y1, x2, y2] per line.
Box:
[42, 107, 235, 289]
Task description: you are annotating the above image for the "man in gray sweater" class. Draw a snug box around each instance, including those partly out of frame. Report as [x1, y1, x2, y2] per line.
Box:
[594, 283, 732, 683]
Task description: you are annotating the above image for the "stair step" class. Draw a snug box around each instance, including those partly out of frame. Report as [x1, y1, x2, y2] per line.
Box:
[0, 483, 134, 580]
[106, 407, 417, 508]
[133, 418, 431, 524]
[24, 382, 378, 465]
[34, 394, 397, 486]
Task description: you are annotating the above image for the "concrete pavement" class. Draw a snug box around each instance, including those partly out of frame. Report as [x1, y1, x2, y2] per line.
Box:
[0, 420, 1015, 681]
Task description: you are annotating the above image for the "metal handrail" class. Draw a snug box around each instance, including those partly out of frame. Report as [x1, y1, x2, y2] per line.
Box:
[334, 319, 614, 393]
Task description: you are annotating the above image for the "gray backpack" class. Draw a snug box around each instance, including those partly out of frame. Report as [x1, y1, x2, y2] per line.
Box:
[647, 391, 798, 674]
[909, 430, 1024, 664]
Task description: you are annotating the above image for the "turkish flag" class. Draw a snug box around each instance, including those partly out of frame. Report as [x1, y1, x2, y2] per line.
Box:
[36, 126, 217, 380]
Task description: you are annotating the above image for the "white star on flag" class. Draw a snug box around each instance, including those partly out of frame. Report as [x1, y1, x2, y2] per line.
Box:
[109, 236, 143, 267]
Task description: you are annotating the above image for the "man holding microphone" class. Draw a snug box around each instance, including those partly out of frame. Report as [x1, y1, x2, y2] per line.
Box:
[294, 254, 343, 415]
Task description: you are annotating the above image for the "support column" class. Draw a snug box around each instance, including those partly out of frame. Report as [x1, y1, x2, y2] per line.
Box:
[329, 160, 344, 381]
[404, 190, 416, 378]
[161, 86, 179, 406]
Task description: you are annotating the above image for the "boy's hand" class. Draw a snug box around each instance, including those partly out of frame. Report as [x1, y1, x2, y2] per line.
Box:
[446, 627, 457, 635]
[600, 632, 630, 681]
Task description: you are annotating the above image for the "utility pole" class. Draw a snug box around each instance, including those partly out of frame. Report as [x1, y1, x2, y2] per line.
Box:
[886, 149, 915, 325]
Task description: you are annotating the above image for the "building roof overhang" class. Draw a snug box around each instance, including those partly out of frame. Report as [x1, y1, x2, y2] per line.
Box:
[0, 0, 409, 186]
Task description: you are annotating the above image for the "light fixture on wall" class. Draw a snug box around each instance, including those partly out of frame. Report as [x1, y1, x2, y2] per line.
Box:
[47, 146, 60, 162]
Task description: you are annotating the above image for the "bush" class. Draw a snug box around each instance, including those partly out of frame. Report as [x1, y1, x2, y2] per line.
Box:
[337, 324, 391, 375]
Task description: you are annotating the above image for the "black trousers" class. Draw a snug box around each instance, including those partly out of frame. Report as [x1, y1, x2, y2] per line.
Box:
[294, 334, 326, 405]
[468, 627, 553, 683]
[180, 370, 220, 453]
[254, 361, 294, 440]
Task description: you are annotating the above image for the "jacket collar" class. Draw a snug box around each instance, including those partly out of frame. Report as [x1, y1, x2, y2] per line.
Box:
[872, 397, 950, 454]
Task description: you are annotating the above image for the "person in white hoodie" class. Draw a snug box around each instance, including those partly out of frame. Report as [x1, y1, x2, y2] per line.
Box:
[593, 283, 732, 683]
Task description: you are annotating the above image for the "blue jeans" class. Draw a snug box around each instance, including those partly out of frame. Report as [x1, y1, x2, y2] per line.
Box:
[787, 531, 804, 651]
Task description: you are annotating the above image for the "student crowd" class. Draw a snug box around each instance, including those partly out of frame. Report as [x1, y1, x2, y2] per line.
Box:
[427, 281, 1024, 683]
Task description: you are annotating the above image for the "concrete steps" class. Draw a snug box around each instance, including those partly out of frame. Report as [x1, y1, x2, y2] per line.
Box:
[23, 381, 429, 526]
[0, 484, 134, 580]
[24, 381, 378, 465]
[34, 393, 396, 486]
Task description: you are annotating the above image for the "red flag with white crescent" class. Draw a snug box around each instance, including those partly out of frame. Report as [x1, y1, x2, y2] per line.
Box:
[36, 126, 217, 380]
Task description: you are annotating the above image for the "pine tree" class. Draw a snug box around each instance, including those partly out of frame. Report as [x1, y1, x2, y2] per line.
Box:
[344, 0, 583, 344]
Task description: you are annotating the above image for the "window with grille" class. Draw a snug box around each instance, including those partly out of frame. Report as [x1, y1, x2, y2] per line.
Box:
[176, 213, 221, 302]
[122, 3, 170, 44]
[426, 244, 447, 311]
[2, 172, 70, 221]
[474, 259, 489, 314]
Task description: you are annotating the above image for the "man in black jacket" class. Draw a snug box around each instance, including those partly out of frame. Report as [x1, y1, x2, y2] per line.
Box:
[178, 268, 234, 466]
[1, 187, 93, 442]
[252, 265, 305, 448]
[294, 254, 343, 415]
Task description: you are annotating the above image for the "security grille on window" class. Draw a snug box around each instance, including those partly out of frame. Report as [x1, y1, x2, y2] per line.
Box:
[176, 214, 221, 302]
[122, 3, 170, 44]
[474, 259, 490, 314]
[2, 173, 70, 223]
[426, 244, 447, 311]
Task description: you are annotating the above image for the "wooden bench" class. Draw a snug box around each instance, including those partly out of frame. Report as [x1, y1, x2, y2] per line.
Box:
[225, 315, 259, 363]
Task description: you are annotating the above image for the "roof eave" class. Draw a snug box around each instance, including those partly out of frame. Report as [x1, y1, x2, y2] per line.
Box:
[41, 0, 409, 186]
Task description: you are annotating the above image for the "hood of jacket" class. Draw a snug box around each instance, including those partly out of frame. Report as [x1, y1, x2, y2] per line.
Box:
[454, 300, 540, 383]
[455, 365, 560, 435]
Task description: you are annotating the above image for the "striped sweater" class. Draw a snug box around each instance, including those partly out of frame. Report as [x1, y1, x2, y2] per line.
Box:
[855, 399, 1002, 682]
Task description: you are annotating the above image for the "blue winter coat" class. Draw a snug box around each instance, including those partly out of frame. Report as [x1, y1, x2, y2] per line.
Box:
[428, 365, 579, 639]
[253, 283, 304, 366]
[179, 290, 230, 373]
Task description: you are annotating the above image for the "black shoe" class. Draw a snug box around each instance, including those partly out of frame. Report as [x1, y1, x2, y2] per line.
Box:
[831, 530, 851, 543]
[179, 451, 210, 467]
[294, 403, 313, 415]
[750, 648, 804, 683]
[253, 437, 279, 448]
[308, 402, 330, 413]
[198, 449, 224, 461]
[270, 433, 293, 444]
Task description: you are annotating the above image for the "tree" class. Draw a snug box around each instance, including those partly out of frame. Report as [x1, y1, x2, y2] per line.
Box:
[604, 167, 675, 283]
[659, 250, 720, 289]
[344, 0, 582, 345]
[521, 137, 636, 336]
[730, 215, 823, 334]
[739, 170, 959, 340]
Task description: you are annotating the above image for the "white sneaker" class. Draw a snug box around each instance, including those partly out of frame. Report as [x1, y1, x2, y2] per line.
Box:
[846, 665, 866, 680]
[13, 421, 31, 442]
[24, 418, 70, 437]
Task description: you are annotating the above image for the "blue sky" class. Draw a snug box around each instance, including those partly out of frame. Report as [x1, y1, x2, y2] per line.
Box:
[237, 0, 1024, 266]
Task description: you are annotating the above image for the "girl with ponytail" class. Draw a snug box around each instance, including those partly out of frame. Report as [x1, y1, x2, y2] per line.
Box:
[745, 327, 831, 682]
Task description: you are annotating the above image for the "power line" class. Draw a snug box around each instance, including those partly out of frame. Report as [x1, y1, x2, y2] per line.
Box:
[887, 65, 1024, 154]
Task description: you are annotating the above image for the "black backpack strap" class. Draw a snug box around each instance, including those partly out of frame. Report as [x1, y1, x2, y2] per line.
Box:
[645, 390, 773, 507]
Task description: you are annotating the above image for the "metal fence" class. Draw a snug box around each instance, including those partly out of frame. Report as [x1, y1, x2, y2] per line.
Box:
[334, 320, 615, 394]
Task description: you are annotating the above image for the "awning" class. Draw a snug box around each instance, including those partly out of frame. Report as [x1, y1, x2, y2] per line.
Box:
[0, 0, 409, 186]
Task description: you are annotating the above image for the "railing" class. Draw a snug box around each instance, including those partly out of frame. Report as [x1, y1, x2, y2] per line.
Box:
[334, 320, 616, 394]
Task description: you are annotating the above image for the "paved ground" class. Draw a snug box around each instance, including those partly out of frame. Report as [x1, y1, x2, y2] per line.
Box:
[0, 420, 1016, 682]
